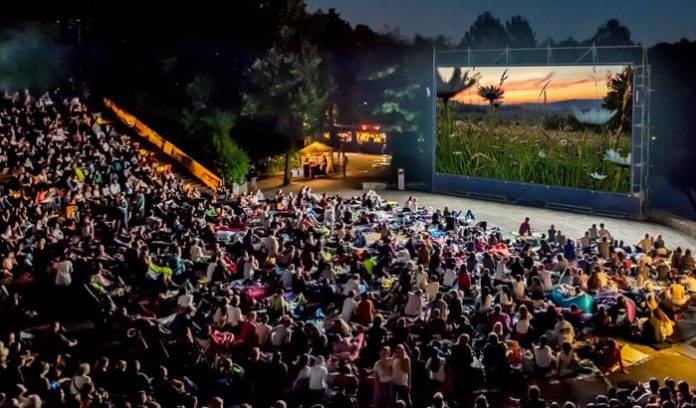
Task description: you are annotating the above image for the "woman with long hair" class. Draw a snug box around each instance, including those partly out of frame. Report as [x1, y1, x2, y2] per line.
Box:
[373, 346, 393, 407]
[513, 305, 533, 346]
[649, 307, 675, 343]
[392, 344, 412, 406]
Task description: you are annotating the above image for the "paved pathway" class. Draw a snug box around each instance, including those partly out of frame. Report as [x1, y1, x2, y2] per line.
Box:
[258, 177, 696, 251]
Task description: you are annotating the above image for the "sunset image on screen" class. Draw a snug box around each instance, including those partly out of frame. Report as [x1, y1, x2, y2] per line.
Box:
[437, 65, 624, 105]
[435, 64, 634, 193]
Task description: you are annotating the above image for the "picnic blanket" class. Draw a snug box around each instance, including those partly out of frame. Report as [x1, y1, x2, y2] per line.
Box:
[210, 330, 236, 352]
[243, 284, 269, 300]
[595, 289, 637, 322]
[488, 243, 510, 258]
[147, 263, 173, 279]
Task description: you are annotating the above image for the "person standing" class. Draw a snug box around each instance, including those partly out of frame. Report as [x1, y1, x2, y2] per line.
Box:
[308, 356, 328, 404]
[519, 217, 531, 237]
[249, 164, 258, 189]
[374, 346, 393, 407]
[342, 153, 349, 178]
[392, 344, 412, 406]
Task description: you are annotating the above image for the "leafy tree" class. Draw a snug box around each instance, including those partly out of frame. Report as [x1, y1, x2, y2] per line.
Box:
[505, 16, 536, 48]
[242, 43, 334, 185]
[555, 36, 581, 47]
[240, 0, 335, 185]
[459, 12, 509, 49]
[206, 113, 250, 185]
[366, 49, 433, 181]
[589, 19, 633, 46]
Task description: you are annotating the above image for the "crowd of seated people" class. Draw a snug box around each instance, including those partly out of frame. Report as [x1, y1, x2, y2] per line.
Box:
[503, 379, 696, 408]
[0, 87, 695, 408]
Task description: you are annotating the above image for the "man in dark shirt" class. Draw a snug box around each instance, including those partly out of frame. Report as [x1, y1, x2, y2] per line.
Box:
[328, 377, 359, 408]
[482, 333, 509, 387]
[364, 316, 387, 353]
[518, 386, 548, 408]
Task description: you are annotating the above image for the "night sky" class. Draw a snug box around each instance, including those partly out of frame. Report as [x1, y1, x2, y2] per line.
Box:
[307, 0, 696, 45]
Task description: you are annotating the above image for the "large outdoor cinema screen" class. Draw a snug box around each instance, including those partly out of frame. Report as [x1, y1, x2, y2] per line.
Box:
[435, 65, 634, 193]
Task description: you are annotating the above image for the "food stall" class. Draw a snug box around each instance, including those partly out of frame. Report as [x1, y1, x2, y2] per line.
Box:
[298, 142, 334, 178]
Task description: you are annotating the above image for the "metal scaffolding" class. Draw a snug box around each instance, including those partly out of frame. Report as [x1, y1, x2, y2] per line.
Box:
[431, 45, 651, 218]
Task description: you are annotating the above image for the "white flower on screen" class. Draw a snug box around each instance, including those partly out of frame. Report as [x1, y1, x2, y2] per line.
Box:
[589, 172, 607, 180]
[559, 139, 568, 146]
[603, 149, 631, 167]
[453, 151, 463, 155]
[538, 150, 546, 159]
[572, 107, 617, 125]
[449, 133, 457, 138]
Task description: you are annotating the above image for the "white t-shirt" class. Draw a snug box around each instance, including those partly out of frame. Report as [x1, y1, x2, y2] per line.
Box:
[534, 345, 554, 368]
[271, 325, 291, 347]
[243, 260, 256, 280]
[443, 269, 456, 287]
[404, 292, 423, 317]
[373, 360, 392, 384]
[540, 270, 554, 291]
[391, 359, 409, 386]
[308, 365, 328, 390]
[177, 294, 194, 308]
[415, 271, 428, 291]
[340, 297, 357, 322]
[495, 262, 507, 280]
[55, 260, 73, 286]
[515, 315, 532, 335]
[264, 236, 279, 257]
[206, 262, 217, 282]
[255, 323, 271, 346]
[69, 374, 92, 395]
[343, 279, 360, 296]
[226, 306, 243, 327]
[189, 245, 205, 262]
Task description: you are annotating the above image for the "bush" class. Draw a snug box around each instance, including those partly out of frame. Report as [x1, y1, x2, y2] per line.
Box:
[259, 151, 300, 174]
[212, 132, 250, 185]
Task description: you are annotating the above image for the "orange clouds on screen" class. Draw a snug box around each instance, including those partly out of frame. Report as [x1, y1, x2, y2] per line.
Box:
[439, 65, 627, 105]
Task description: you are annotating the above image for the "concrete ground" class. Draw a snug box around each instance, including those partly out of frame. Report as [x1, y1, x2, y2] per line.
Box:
[257, 177, 696, 250]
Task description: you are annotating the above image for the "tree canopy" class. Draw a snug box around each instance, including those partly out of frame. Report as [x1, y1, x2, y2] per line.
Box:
[590, 19, 634, 46]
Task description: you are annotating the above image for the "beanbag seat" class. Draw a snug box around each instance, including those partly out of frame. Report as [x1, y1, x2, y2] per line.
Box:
[549, 288, 595, 314]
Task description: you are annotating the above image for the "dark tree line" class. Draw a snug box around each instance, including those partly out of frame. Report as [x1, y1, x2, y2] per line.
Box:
[0, 5, 646, 186]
